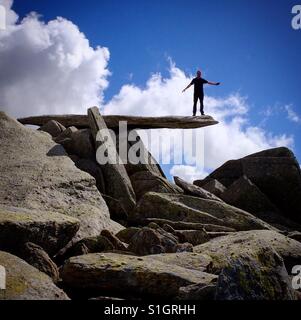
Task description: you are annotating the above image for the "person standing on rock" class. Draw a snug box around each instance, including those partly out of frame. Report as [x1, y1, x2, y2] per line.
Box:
[182, 70, 220, 116]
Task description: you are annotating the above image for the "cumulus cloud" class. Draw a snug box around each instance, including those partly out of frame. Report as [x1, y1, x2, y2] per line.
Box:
[0, 0, 110, 117]
[104, 61, 294, 181]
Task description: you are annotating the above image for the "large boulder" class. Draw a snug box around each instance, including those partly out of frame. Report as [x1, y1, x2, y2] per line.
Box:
[220, 176, 301, 231]
[130, 192, 274, 231]
[194, 230, 301, 273]
[221, 175, 278, 214]
[215, 245, 297, 300]
[0, 112, 123, 240]
[130, 171, 183, 200]
[176, 244, 298, 300]
[201, 147, 301, 222]
[0, 206, 79, 256]
[0, 251, 69, 300]
[61, 252, 217, 298]
[174, 176, 222, 202]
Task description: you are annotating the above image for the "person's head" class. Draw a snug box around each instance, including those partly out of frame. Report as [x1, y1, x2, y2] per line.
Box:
[196, 70, 202, 78]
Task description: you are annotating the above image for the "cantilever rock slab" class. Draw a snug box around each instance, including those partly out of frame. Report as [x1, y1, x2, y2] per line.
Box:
[18, 114, 218, 130]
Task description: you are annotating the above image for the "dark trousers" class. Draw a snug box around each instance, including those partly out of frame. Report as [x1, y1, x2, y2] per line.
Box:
[193, 94, 204, 116]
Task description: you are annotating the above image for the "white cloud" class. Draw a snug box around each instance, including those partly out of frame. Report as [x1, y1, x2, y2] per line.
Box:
[104, 61, 294, 181]
[170, 165, 209, 183]
[0, 0, 110, 118]
[285, 105, 301, 124]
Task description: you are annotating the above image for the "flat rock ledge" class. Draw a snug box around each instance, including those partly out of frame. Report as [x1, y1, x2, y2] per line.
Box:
[18, 114, 218, 130]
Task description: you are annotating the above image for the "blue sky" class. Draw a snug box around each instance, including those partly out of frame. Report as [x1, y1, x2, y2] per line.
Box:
[10, 0, 301, 178]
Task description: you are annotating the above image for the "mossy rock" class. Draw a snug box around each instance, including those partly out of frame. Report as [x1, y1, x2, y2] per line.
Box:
[194, 230, 301, 274]
[61, 252, 217, 298]
[0, 251, 69, 300]
[131, 192, 274, 231]
[215, 246, 297, 300]
[0, 206, 80, 255]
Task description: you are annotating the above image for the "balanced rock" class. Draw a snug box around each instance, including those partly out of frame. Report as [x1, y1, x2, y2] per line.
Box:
[19, 114, 219, 130]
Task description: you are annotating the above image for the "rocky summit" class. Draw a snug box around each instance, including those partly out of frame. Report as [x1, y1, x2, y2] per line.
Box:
[0, 109, 301, 300]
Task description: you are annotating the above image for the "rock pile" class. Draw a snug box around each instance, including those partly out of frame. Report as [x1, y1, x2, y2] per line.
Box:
[0, 108, 300, 300]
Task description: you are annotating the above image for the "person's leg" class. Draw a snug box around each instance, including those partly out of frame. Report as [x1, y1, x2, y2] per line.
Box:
[200, 95, 205, 115]
[193, 94, 198, 116]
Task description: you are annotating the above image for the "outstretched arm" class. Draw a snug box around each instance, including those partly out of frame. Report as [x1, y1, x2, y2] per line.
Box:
[207, 81, 221, 86]
[182, 83, 192, 93]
